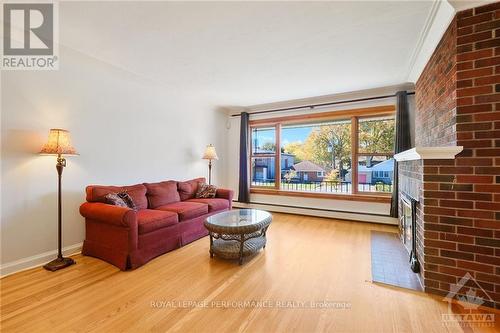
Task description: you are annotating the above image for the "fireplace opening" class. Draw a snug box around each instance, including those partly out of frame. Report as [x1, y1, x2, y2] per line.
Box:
[400, 193, 420, 273]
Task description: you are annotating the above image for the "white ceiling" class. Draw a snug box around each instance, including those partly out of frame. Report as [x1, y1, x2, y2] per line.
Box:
[60, 1, 435, 106]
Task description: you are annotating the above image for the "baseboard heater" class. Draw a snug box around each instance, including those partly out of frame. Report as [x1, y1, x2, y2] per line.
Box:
[233, 200, 392, 219]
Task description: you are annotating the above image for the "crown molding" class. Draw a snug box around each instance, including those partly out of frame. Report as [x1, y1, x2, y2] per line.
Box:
[406, 0, 442, 81]
[407, 1, 456, 83]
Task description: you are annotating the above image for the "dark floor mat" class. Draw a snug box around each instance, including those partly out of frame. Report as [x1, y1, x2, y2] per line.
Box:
[371, 231, 422, 291]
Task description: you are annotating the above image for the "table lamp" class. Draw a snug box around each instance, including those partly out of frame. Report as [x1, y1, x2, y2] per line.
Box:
[39, 129, 79, 271]
[202, 144, 218, 185]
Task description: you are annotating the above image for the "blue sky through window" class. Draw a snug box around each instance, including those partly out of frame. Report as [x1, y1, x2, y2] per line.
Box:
[281, 126, 312, 145]
[253, 120, 351, 150]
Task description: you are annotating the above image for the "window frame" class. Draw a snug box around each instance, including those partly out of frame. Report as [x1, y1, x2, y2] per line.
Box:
[249, 105, 396, 203]
[356, 115, 396, 193]
[250, 124, 281, 189]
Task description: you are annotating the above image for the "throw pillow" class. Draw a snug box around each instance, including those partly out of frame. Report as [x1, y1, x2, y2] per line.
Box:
[195, 183, 217, 198]
[117, 191, 137, 210]
[105, 193, 128, 208]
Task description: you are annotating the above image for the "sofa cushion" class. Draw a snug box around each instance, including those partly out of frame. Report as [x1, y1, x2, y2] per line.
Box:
[157, 201, 208, 221]
[137, 209, 178, 234]
[177, 177, 206, 201]
[144, 181, 180, 208]
[186, 198, 229, 212]
[86, 184, 148, 210]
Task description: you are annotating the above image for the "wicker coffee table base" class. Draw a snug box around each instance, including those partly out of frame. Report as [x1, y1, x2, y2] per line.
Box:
[204, 210, 272, 265]
[210, 236, 267, 264]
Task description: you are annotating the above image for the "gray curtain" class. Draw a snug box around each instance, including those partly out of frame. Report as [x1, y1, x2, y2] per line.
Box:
[390, 91, 411, 217]
[238, 112, 250, 203]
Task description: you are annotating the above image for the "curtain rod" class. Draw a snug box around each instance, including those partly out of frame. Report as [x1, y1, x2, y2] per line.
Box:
[230, 91, 415, 117]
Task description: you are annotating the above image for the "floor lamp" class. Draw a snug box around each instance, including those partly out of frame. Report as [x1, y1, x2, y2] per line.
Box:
[202, 144, 218, 185]
[40, 129, 79, 271]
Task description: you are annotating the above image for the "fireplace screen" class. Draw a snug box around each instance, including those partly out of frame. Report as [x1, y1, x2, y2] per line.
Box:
[401, 196, 413, 255]
[399, 193, 420, 273]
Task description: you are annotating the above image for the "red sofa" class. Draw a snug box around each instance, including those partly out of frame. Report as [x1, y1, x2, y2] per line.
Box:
[79, 177, 233, 270]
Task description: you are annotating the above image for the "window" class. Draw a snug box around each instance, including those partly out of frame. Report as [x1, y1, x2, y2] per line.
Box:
[357, 115, 395, 193]
[251, 127, 276, 187]
[249, 105, 395, 199]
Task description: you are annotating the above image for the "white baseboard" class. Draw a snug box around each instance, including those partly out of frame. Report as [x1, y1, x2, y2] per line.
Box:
[0, 242, 83, 278]
[233, 202, 398, 225]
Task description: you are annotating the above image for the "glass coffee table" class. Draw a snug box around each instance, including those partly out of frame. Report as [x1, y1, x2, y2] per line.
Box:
[204, 209, 272, 265]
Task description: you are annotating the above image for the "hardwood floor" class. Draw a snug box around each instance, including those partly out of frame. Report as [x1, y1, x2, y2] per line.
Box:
[1, 213, 498, 332]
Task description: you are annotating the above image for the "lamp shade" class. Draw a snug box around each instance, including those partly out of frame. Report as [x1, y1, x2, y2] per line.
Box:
[39, 129, 78, 155]
[202, 144, 218, 160]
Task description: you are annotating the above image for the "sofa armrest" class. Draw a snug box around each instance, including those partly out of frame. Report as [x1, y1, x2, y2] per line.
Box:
[80, 202, 136, 227]
[216, 188, 234, 208]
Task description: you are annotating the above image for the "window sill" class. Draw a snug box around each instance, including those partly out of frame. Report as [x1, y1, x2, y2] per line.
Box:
[250, 188, 392, 203]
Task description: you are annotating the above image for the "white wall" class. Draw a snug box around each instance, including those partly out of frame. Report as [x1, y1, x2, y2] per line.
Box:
[223, 85, 415, 223]
[0, 44, 227, 274]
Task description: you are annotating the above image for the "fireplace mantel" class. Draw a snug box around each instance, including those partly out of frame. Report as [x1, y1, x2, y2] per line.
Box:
[394, 146, 463, 162]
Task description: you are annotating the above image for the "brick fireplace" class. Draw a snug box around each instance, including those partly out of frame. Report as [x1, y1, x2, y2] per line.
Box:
[396, 2, 500, 309]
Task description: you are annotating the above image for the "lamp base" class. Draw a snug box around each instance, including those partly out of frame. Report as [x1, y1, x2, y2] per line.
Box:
[43, 257, 75, 271]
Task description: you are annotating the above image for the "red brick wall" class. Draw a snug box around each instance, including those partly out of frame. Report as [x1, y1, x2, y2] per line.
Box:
[413, 2, 500, 309]
[415, 17, 457, 147]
